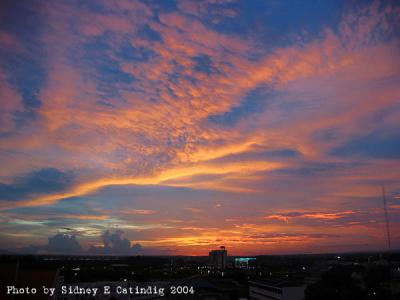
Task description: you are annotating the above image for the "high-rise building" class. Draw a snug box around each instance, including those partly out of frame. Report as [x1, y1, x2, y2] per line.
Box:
[209, 246, 227, 269]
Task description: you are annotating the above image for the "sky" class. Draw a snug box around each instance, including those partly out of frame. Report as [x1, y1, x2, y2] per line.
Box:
[0, 0, 399, 256]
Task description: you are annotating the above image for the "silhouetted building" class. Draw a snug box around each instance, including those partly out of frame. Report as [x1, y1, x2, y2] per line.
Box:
[235, 257, 256, 269]
[249, 280, 305, 300]
[0, 262, 59, 300]
[209, 246, 227, 269]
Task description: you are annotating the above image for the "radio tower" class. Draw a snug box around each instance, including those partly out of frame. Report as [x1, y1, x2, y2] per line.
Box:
[382, 186, 391, 250]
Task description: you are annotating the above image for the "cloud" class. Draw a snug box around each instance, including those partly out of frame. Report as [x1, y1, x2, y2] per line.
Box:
[264, 211, 355, 224]
[20, 233, 82, 255]
[123, 209, 158, 215]
[0, 168, 74, 201]
[247, 232, 341, 241]
[47, 233, 82, 252]
[0, 68, 23, 133]
[330, 129, 400, 159]
[89, 230, 142, 255]
[0, 0, 399, 254]
[263, 206, 400, 229]
[18, 230, 152, 256]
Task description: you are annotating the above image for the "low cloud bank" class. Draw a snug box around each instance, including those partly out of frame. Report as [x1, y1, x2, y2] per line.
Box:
[19, 230, 159, 255]
[89, 229, 142, 255]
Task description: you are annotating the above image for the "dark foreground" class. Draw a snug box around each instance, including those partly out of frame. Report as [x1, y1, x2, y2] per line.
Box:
[1, 252, 399, 300]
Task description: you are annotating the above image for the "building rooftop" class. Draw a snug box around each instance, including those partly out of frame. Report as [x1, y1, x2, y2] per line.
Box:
[250, 279, 305, 288]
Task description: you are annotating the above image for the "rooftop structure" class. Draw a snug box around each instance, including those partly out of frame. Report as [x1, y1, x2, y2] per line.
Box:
[249, 279, 305, 300]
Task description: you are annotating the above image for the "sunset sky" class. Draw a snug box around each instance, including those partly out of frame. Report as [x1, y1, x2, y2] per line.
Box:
[0, 0, 399, 256]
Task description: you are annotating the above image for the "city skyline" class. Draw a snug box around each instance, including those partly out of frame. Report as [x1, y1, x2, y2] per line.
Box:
[0, 0, 399, 256]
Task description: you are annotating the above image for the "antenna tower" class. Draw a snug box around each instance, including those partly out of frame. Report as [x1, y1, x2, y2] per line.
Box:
[382, 186, 391, 250]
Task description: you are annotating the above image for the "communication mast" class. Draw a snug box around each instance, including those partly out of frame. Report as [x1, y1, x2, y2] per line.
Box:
[382, 186, 391, 250]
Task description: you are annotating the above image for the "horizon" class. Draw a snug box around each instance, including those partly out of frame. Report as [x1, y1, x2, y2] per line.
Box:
[3, 247, 400, 258]
[0, 0, 399, 256]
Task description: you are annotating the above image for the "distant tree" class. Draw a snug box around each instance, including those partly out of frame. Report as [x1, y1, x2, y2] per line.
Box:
[305, 265, 365, 300]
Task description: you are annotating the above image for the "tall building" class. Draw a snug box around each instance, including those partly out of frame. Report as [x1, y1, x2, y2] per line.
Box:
[209, 246, 227, 269]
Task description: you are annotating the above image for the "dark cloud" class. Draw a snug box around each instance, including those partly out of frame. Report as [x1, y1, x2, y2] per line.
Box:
[17, 230, 153, 255]
[137, 24, 163, 42]
[89, 230, 143, 255]
[331, 130, 400, 159]
[271, 162, 362, 177]
[20, 233, 82, 254]
[208, 84, 271, 126]
[193, 54, 217, 75]
[0, 168, 74, 201]
[17, 230, 146, 255]
[48, 233, 82, 253]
